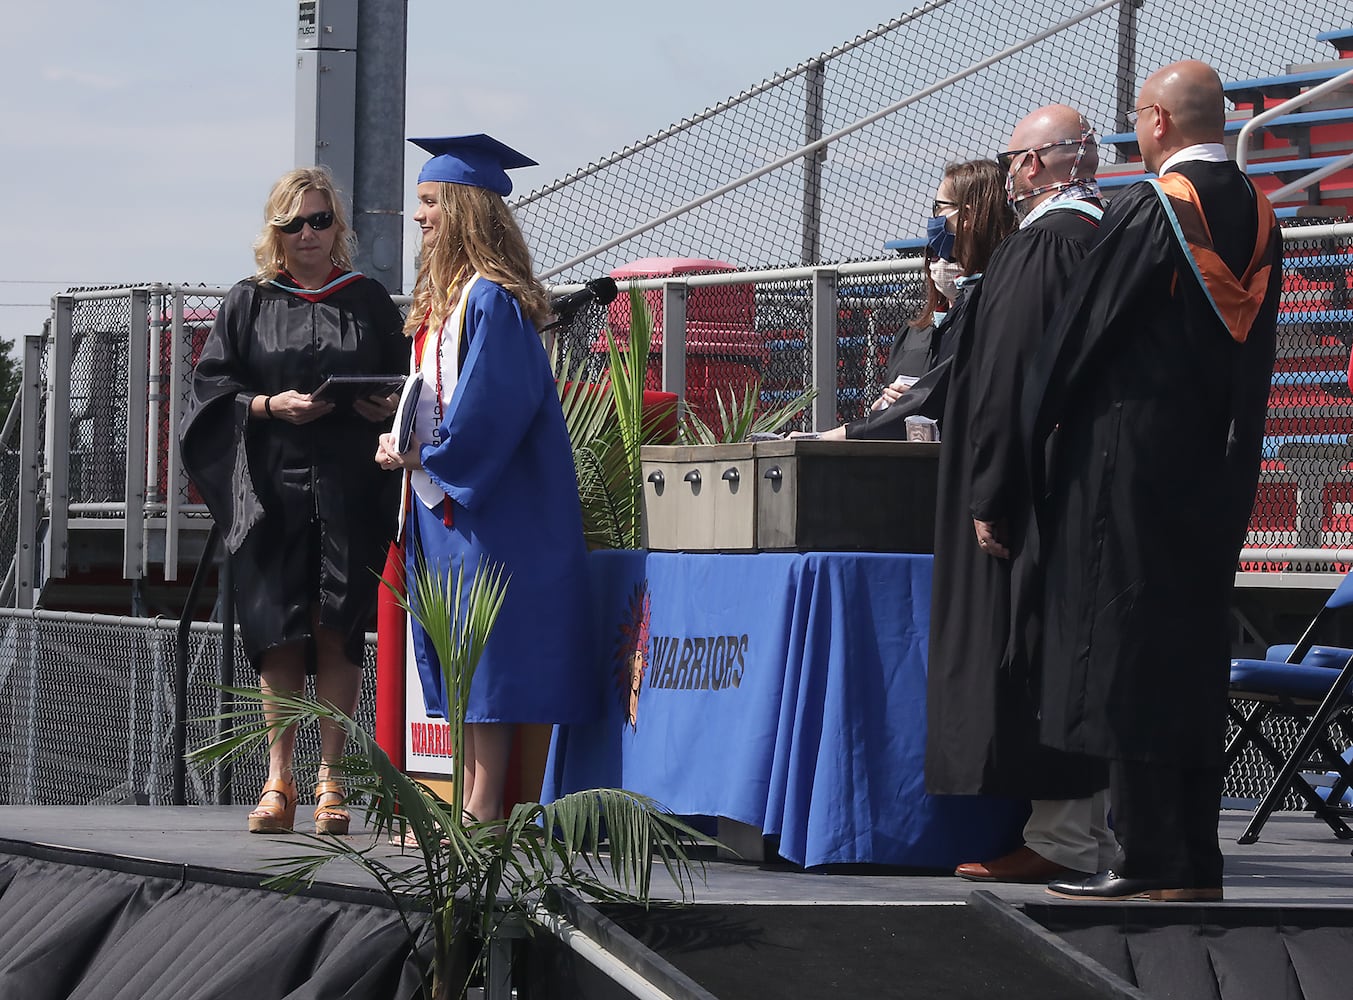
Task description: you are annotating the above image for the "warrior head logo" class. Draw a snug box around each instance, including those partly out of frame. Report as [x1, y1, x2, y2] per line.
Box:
[612, 581, 651, 730]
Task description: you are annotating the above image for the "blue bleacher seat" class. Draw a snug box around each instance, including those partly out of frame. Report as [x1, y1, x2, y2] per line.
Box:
[1226, 66, 1353, 104]
[766, 335, 878, 353]
[1248, 154, 1353, 177]
[1251, 106, 1353, 134]
[1261, 433, 1352, 461]
[1098, 153, 1351, 192]
[1284, 252, 1353, 271]
[1275, 309, 1353, 328]
[1269, 369, 1348, 388]
[884, 237, 927, 253]
[1097, 171, 1153, 190]
[1316, 27, 1353, 54]
[1102, 106, 1353, 159]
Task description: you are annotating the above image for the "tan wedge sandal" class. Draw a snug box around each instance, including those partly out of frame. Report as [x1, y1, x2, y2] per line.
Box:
[313, 780, 351, 836]
[248, 777, 297, 834]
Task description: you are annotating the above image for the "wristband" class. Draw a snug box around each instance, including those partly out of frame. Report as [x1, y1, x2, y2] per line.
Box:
[263, 395, 274, 419]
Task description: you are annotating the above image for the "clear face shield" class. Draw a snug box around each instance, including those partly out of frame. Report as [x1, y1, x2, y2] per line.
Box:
[999, 119, 1097, 214]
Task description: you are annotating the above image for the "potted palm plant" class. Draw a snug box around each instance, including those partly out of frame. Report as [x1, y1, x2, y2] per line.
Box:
[557, 287, 815, 548]
[191, 555, 712, 1000]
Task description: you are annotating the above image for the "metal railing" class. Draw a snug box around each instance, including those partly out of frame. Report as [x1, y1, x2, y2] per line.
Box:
[0, 606, 379, 807]
[3, 222, 1352, 607]
[0, 600, 1311, 810]
[537, 0, 1131, 280]
[514, 0, 1351, 282]
[1236, 64, 1353, 202]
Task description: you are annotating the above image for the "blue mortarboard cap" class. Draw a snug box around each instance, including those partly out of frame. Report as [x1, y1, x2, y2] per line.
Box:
[409, 133, 537, 196]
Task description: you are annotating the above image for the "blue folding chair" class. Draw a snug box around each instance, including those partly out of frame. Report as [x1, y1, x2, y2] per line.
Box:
[1226, 570, 1353, 844]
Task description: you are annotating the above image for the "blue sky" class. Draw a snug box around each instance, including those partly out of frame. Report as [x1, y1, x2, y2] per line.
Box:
[0, 0, 907, 343]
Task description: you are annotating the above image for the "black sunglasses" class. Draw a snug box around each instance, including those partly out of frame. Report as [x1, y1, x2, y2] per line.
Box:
[996, 138, 1070, 171]
[276, 211, 335, 234]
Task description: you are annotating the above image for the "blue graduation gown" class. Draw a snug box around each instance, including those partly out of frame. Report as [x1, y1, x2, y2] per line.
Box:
[406, 277, 598, 724]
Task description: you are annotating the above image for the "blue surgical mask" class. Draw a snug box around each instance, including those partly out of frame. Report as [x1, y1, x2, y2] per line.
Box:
[926, 214, 956, 261]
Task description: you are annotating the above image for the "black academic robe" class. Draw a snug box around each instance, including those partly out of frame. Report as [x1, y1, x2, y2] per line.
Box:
[886, 316, 943, 381]
[1022, 161, 1281, 766]
[179, 274, 407, 668]
[925, 205, 1109, 799]
[846, 289, 968, 440]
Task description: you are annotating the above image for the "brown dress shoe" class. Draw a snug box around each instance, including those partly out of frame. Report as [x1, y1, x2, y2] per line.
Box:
[954, 845, 1090, 884]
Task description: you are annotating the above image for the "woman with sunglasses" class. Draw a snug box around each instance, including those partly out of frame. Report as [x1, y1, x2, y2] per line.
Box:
[816, 159, 1016, 440]
[181, 166, 406, 835]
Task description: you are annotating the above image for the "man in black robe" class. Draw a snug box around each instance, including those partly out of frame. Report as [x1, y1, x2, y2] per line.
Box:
[1024, 62, 1281, 901]
[927, 105, 1113, 884]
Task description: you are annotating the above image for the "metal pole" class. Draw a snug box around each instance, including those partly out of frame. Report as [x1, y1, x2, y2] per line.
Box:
[811, 269, 838, 431]
[660, 281, 687, 407]
[1114, 0, 1143, 133]
[538, 0, 1127, 280]
[164, 287, 189, 581]
[173, 522, 220, 806]
[15, 334, 43, 609]
[124, 289, 149, 580]
[352, 0, 408, 294]
[46, 297, 74, 581]
[512, 0, 961, 210]
[801, 60, 826, 266]
[217, 554, 235, 805]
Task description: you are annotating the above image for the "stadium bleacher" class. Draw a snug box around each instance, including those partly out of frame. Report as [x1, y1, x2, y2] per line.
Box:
[879, 29, 1353, 568]
[1056, 31, 1353, 567]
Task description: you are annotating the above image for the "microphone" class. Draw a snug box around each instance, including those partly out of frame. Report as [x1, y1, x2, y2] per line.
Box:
[548, 276, 619, 326]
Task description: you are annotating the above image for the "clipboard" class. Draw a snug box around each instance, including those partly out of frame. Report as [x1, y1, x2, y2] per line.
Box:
[311, 374, 406, 406]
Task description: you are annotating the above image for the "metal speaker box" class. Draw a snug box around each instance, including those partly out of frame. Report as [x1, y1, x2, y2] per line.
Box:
[640, 444, 757, 552]
[755, 439, 939, 553]
[640, 440, 940, 553]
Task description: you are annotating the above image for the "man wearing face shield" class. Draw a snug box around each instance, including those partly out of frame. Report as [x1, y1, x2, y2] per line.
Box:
[926, 105, 1116, 885]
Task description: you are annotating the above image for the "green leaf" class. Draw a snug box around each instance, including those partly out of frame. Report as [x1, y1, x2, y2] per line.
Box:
[190, 557, 721, 998]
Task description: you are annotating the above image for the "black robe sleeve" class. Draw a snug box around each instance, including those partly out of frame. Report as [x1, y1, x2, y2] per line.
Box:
[964, 219, 1095, 523]
[179, 280, 265, 553]
[845, 289, 971, 441]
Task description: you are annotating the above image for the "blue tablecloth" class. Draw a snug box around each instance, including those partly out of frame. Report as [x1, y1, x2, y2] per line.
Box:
[542, 550, 1026, 869]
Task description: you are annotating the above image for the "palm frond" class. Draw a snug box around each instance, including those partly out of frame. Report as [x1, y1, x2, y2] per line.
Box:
[191, 553, 720, 998]
[574, 444, 628, 549]
[678, 377, 817, 444]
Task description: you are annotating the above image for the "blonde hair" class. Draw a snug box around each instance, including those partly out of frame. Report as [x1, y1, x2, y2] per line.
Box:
[404, 182, 550, 338]
[252, 167, 356, 282]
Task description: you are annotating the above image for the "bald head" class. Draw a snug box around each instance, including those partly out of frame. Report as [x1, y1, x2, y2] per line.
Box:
[1009, 104, 1088, 151]
[1003, 104, 1099, 211]
[1136, 60, 1225, 170]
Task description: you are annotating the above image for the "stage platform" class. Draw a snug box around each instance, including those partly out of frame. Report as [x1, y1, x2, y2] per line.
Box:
[3, 805, 1353, 999]
[2, 805, 1348, 906]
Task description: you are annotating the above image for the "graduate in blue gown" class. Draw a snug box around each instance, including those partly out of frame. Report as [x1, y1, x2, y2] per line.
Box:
[375, 133, 596, 821]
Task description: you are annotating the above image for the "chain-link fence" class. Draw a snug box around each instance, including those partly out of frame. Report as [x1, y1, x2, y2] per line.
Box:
[11, 217, 1353, 592]
[515, 0, 1351, 282]
[0, 607, 1324, 809]
[0, 380, 22, 606]
[0, 609, 377, 807]
[1245, 221, 1353, 571]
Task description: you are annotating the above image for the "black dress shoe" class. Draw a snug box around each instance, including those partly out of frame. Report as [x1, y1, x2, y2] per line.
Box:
[1046, 869, 1223, 902]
